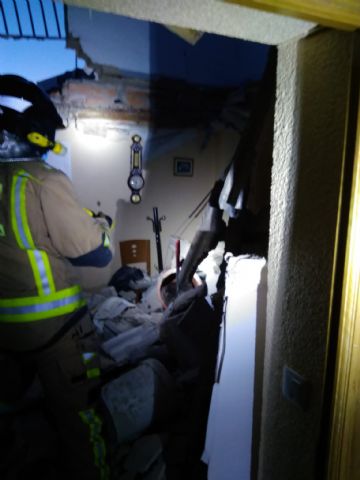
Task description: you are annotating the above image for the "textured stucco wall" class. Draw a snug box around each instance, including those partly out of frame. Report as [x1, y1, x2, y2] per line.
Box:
[259, 30, 353, 480]
[64, 0, 315, 46]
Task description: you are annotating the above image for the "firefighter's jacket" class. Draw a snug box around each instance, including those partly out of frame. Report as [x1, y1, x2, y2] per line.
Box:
[0, 159, 112, 351]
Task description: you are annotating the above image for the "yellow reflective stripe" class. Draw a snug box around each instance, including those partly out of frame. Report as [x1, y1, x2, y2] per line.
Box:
[0, 299, 86, 323]
[17, 169, 40, 184]
[28, 250, 45, 295]
[86, 368, 101, 379]
[0, 285, 82, 308]
[10, 175, 22, 248]
[10, 170, 55, 296]
[79, 409, 110, 480]
[82, 352, 97, 365]
[19, 177, 35, 248]
[103, 233, 110, 248]
[0, 286, 85, 322]
[41, 250, 56, 293]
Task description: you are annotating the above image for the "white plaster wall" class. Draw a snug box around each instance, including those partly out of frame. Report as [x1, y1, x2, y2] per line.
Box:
[204, 256, 267, 480]
[259, 30, 353, 480]
[115, 130, 237, 274]
[56, 125, 236, 290]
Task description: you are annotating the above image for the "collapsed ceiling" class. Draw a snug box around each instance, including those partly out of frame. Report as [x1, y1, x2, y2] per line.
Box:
[43, 5, 270, 148]
[63, 0, 316, 46]
[50, 75, 255, 129]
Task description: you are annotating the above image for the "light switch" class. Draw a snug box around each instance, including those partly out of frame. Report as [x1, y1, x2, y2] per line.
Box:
[282, 366, 311, 411]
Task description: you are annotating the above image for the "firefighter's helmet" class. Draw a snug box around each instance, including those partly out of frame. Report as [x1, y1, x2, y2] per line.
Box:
[0, 75, 65, 159]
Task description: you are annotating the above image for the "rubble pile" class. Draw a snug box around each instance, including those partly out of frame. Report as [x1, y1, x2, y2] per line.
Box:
[86, 265, 222, 479]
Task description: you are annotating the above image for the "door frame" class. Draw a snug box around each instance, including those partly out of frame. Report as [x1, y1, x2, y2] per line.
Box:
[327, 32, 360, 480]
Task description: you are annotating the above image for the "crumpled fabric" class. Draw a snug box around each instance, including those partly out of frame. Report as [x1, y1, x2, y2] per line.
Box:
[101, 324, 160, 365]
[138, 282, 163, 314]
[84, 286, 118, 315]
[91, 294, 163, 338]
[92, 296, 135, 334]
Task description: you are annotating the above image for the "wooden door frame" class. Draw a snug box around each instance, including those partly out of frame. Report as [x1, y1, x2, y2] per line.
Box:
[326, 32, 360, 480]
[226, 1, 360, 30]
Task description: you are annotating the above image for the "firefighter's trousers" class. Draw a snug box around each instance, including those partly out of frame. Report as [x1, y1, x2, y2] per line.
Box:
[0, 313, 110, 480]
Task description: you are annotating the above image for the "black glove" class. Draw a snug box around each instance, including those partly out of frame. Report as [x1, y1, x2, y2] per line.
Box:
[93, 211, 113, 227]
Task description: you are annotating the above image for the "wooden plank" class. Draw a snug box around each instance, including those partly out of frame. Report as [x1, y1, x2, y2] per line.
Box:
[225, 0, 360, 29]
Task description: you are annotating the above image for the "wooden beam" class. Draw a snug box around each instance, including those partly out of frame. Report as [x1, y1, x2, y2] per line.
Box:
[225, 0, 360, 30]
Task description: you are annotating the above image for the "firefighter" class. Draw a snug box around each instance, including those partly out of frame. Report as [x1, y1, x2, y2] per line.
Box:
[0, 75, 112, 479]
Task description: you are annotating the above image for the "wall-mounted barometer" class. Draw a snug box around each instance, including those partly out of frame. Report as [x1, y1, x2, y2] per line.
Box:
[128, 134, 145, 204]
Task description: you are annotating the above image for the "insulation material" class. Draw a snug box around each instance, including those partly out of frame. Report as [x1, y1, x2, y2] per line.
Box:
[164, 25, 203, 45]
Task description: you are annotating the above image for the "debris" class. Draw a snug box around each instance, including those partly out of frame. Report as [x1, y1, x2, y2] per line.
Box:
[101, 359, 179, 444]
[142, 456, 167, 480]
[84, 285, 118, 314]
[101, 324, 160, 364]
[93, 296, 135, 333]
[124, 434, 163, 473]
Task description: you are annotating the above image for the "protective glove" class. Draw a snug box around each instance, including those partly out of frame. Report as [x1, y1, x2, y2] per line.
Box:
[93, 211, 113, 228]
[83, 208, 113, 228]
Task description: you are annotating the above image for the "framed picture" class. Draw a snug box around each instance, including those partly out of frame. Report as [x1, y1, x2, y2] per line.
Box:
[174, 157, 194, 177]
